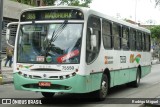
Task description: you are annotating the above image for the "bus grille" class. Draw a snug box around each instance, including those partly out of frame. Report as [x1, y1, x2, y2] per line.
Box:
[22, 84, 72, 90]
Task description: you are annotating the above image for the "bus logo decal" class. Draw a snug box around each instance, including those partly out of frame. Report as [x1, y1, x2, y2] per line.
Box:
[120, 56, 126, 63]
[43, 74, 47, 77]
[104, 56, 113, 64]
[130, 54, 141, 64]
[18, 64, 33, 69]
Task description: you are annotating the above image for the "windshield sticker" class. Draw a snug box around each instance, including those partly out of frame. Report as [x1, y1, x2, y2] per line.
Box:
[57, 49, 79, 63]
[46, 56, 52, 63]
[130, 54, 141, 64]
[36, 56, 45, 62]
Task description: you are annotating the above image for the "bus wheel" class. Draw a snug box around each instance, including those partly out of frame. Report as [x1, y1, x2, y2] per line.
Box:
[94, 74, 108, 101]
[131, 68, 141, 87]
[41, 92, 55, 98]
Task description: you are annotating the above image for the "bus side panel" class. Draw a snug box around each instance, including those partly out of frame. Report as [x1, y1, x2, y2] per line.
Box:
[110, 71, 115, 87]
[111, 68, 137, 87]
[141, 65, 151, 78]
[129, 68, 137, 82]
[91, 73, 103, 91]
[112, 70, 120, 86]
[119, 69, 130, 84]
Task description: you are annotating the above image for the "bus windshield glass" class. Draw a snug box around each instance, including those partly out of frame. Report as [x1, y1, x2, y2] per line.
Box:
[17, 23, 83, 64]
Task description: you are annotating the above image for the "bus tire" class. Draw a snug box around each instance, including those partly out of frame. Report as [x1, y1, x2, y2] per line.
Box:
[94, 74, 108, 101]
[131, 68, 141, 87]
[41, 92, 55, 98]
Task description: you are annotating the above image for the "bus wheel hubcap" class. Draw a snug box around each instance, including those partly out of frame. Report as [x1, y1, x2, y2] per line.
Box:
[101, 81, 107, 97]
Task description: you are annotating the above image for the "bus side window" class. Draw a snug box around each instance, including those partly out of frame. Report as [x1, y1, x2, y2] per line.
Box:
[113, 24, 121, 50]
[146, 34, 150, 52]
[142, 33, 146, 51]
[86, 16, 101, 64]
[130, 29, 136, 51]
[136, 31, 142, 51]
[102, 19, 112, 49]
[122, 26, 129, 50]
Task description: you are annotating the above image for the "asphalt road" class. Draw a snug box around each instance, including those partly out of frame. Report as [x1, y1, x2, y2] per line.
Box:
[1, 64, 160, 107]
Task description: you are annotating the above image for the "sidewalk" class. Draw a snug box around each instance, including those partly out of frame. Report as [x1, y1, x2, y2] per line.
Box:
[0, 57, 13, 84]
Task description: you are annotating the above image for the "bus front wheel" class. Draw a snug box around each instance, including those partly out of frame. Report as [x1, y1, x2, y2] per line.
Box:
[94, 74, 108, 101]
[41, 92, 55, 98]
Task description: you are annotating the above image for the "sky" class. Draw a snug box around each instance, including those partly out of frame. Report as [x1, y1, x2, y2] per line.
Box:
[90, 0, 160, 25]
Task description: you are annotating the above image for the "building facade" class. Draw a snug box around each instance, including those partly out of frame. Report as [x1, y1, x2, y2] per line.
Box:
[2, 0, 32, 52]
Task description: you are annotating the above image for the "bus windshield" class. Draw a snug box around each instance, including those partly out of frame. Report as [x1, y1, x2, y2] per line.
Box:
[17, 23, 83, 64]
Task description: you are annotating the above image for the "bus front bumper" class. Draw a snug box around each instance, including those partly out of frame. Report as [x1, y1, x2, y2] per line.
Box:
[13, 73, 101, 93]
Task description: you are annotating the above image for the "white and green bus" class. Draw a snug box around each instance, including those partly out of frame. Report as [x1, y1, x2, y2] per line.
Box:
[6, 6, 151, 100]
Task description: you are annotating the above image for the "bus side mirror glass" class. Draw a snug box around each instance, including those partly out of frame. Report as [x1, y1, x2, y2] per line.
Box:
[6, 22, 18, 48]
[91, 34, 97, 49]
[6, 29, 10, 41]
[89, 28, 97, 50]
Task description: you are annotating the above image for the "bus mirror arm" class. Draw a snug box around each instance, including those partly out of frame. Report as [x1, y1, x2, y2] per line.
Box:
[6, 29, 10, 41]
[6, 28, 14, 48]
[6, 41, 14, 48]
[89, 28, 93, 35]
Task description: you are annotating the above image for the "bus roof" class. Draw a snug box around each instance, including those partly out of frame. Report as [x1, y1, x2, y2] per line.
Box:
[20, 6, 150, 33]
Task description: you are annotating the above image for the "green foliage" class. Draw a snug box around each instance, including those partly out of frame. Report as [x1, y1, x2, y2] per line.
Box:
[150, 26, 160, 39]
[59, 0, 92, 7]
[11, 0, 92, 7]
[43, 0, 56, 6]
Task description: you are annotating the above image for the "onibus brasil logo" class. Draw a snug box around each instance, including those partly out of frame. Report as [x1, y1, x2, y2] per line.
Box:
[130, 54, 141, 64]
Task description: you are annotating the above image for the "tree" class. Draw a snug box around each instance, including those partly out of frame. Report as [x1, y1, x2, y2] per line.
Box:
[11, 0, 92, 7]
[11, 0, 56, 6]
[155, 0, 160, 7]
[58, 0, 92, 7]
[150, 25, 160, 61]
[150, 25, 160, 39]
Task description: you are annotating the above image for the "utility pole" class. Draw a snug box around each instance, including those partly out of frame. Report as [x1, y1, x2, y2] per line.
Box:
[135, 0, 137, 22]
[0, 0, 3, 74]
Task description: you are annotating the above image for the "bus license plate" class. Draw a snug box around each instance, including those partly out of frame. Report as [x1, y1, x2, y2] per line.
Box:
[39, 82, 51, 87]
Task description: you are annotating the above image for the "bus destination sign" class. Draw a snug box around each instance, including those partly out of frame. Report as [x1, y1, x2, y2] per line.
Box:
[45, 12, 72, 19]
[21, 9, 84, 21]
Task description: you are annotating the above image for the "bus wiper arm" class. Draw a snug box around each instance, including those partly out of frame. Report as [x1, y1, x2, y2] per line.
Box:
[45, 20, 68, 55]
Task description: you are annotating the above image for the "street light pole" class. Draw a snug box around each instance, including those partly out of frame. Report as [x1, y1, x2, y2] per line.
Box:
[0, 0, 3, 74]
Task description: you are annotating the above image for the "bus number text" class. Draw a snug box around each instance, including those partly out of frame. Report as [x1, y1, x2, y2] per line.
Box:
[62, 66, 74, 71]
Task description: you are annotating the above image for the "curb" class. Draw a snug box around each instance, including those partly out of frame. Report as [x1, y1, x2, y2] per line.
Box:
[2, 80, 13, 84]
[0, 74, 2, 85]
[0, 70, 13, 85]
[0, 75, 13, 85]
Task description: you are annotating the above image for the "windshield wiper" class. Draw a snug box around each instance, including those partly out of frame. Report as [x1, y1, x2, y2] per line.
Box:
[45, 20, 68, 56]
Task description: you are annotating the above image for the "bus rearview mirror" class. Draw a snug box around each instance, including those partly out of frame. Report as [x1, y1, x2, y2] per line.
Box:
[6, 29, 10, 41]
[91, 34, 97, 50]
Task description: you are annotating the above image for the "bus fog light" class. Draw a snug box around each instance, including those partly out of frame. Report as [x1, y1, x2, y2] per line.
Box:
[29, 75, 32, 78]
[60, 76, 63, 79]
[66, 75, 70, 78]
[72, 72, 76, 76]
[24, 74, 27, 78]
[18, 71, 22, 75]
